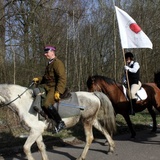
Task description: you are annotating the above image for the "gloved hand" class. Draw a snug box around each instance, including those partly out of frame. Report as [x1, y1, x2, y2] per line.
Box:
[124, 65, 130, 71]
[123, 79, 127, 84]
[32, 77, 39, 84]
[54, 91, 60, 101]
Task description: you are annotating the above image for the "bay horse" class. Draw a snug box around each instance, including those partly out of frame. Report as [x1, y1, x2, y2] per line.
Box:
[87, 75, 160, 138]
[0, 84, 116, 160]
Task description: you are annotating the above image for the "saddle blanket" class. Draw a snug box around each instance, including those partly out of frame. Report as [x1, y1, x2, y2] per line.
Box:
[37, 88, 85, 119]
[54, 92, 85, 118]
[123, 86, 147, 101]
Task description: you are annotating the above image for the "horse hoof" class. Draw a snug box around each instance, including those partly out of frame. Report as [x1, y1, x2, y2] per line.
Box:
[104, 140, 109, 146]
[130, 132, 136, 139]
[150, 130, 157, 134]
[108, 150, 114, 155]
[76, 157, 85, 160]
[130, 135, 135, 138]
[151, 128, 157, 132]
[130, 137, 136, 141]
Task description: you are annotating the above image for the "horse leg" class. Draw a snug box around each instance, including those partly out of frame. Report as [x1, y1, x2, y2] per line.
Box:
[77, 122, 93, 160]
[93, 119, 115, 153]
[123, 114, 136, 138]
[23, 129, 44, 160]
[147, 106, 157, 132]
[36, 135, 49, 160]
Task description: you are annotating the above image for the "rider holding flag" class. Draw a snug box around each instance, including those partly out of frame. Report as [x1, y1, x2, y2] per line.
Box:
[124, 52, 142, 115]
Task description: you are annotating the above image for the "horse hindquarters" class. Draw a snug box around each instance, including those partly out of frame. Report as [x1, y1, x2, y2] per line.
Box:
[77, 91, 116, 160]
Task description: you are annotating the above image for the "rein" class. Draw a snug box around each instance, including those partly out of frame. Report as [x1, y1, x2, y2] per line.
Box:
[94, 84, 102, 92]
[0, 82, 34, 108]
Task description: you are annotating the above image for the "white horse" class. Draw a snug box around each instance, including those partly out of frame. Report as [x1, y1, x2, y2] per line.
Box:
[0, 84, 116, 160]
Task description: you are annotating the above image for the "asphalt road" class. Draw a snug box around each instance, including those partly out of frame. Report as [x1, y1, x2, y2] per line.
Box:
[0, 128, 160, 160]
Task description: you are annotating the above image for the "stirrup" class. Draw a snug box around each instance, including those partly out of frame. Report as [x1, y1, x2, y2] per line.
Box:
[53, 126, 58, 134]
[53, 121, 66, 134]
[57, 121, 66, 131]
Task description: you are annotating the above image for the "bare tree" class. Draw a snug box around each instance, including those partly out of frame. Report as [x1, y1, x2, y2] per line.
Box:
[0, 0, 6, 83]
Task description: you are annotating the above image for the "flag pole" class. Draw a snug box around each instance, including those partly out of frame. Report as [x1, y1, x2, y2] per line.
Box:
[115, 6, 133, 104]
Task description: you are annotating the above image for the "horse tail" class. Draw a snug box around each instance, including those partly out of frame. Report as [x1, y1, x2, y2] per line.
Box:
[94, 91, 116, 135]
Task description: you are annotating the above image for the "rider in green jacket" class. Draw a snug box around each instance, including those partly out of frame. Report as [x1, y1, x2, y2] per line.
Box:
[32, 46, 66, 133]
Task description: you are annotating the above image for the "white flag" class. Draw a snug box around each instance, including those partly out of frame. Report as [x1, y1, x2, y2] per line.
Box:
[115, 6, 153, 49]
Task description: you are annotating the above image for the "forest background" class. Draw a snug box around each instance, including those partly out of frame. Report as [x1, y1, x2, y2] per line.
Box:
[0, 0, 159, 91]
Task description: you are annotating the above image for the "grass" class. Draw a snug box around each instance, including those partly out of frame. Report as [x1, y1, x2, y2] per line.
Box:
[0, 109, 160, 150]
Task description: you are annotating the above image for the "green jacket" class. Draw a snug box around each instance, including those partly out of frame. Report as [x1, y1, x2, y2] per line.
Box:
[38, 57, 66, 94]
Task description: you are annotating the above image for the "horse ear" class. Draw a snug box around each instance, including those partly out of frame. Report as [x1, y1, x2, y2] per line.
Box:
[154, 71, 160, 78]
[87, 76, 93, 82]
[87, 76, 95, 87]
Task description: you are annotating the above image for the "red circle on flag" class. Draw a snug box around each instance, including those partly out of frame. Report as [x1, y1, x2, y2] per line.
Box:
[129, 23, 141, 34]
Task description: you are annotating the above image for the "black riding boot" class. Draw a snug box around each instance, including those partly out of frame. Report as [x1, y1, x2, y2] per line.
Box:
[129, 99, 136, 115]
[47, 105, 66, 133]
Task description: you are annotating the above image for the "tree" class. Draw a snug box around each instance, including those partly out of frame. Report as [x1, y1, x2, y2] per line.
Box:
[0, 0, 6, 83]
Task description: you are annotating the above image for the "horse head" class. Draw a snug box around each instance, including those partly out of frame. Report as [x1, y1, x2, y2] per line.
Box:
[87, 75, 102, 92]
[154, 71, 160, 88]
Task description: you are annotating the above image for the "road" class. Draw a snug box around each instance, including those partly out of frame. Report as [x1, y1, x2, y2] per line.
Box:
[0, 128, 160, 160]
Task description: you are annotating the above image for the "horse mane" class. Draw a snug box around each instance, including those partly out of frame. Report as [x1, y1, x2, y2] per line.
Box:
[0, 84, 33, 103]
[87, 75, 118, 86]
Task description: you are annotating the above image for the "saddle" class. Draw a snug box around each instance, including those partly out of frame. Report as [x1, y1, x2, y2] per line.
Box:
[60, 88, 71, 99]
[122, 86, 147, 101]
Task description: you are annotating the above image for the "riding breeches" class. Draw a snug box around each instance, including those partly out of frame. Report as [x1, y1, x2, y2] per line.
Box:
[130, 81, 142, 99]
[43, 87, 55, 109]
[32, 87, 55, 109]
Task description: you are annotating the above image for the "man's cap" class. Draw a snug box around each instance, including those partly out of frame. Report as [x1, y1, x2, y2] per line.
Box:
[44, 46, 56, 52]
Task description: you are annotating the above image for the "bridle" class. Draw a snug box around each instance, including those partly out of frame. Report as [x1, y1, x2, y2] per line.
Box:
[93, 83, 102, 92]
[90, 77, 102, 92]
